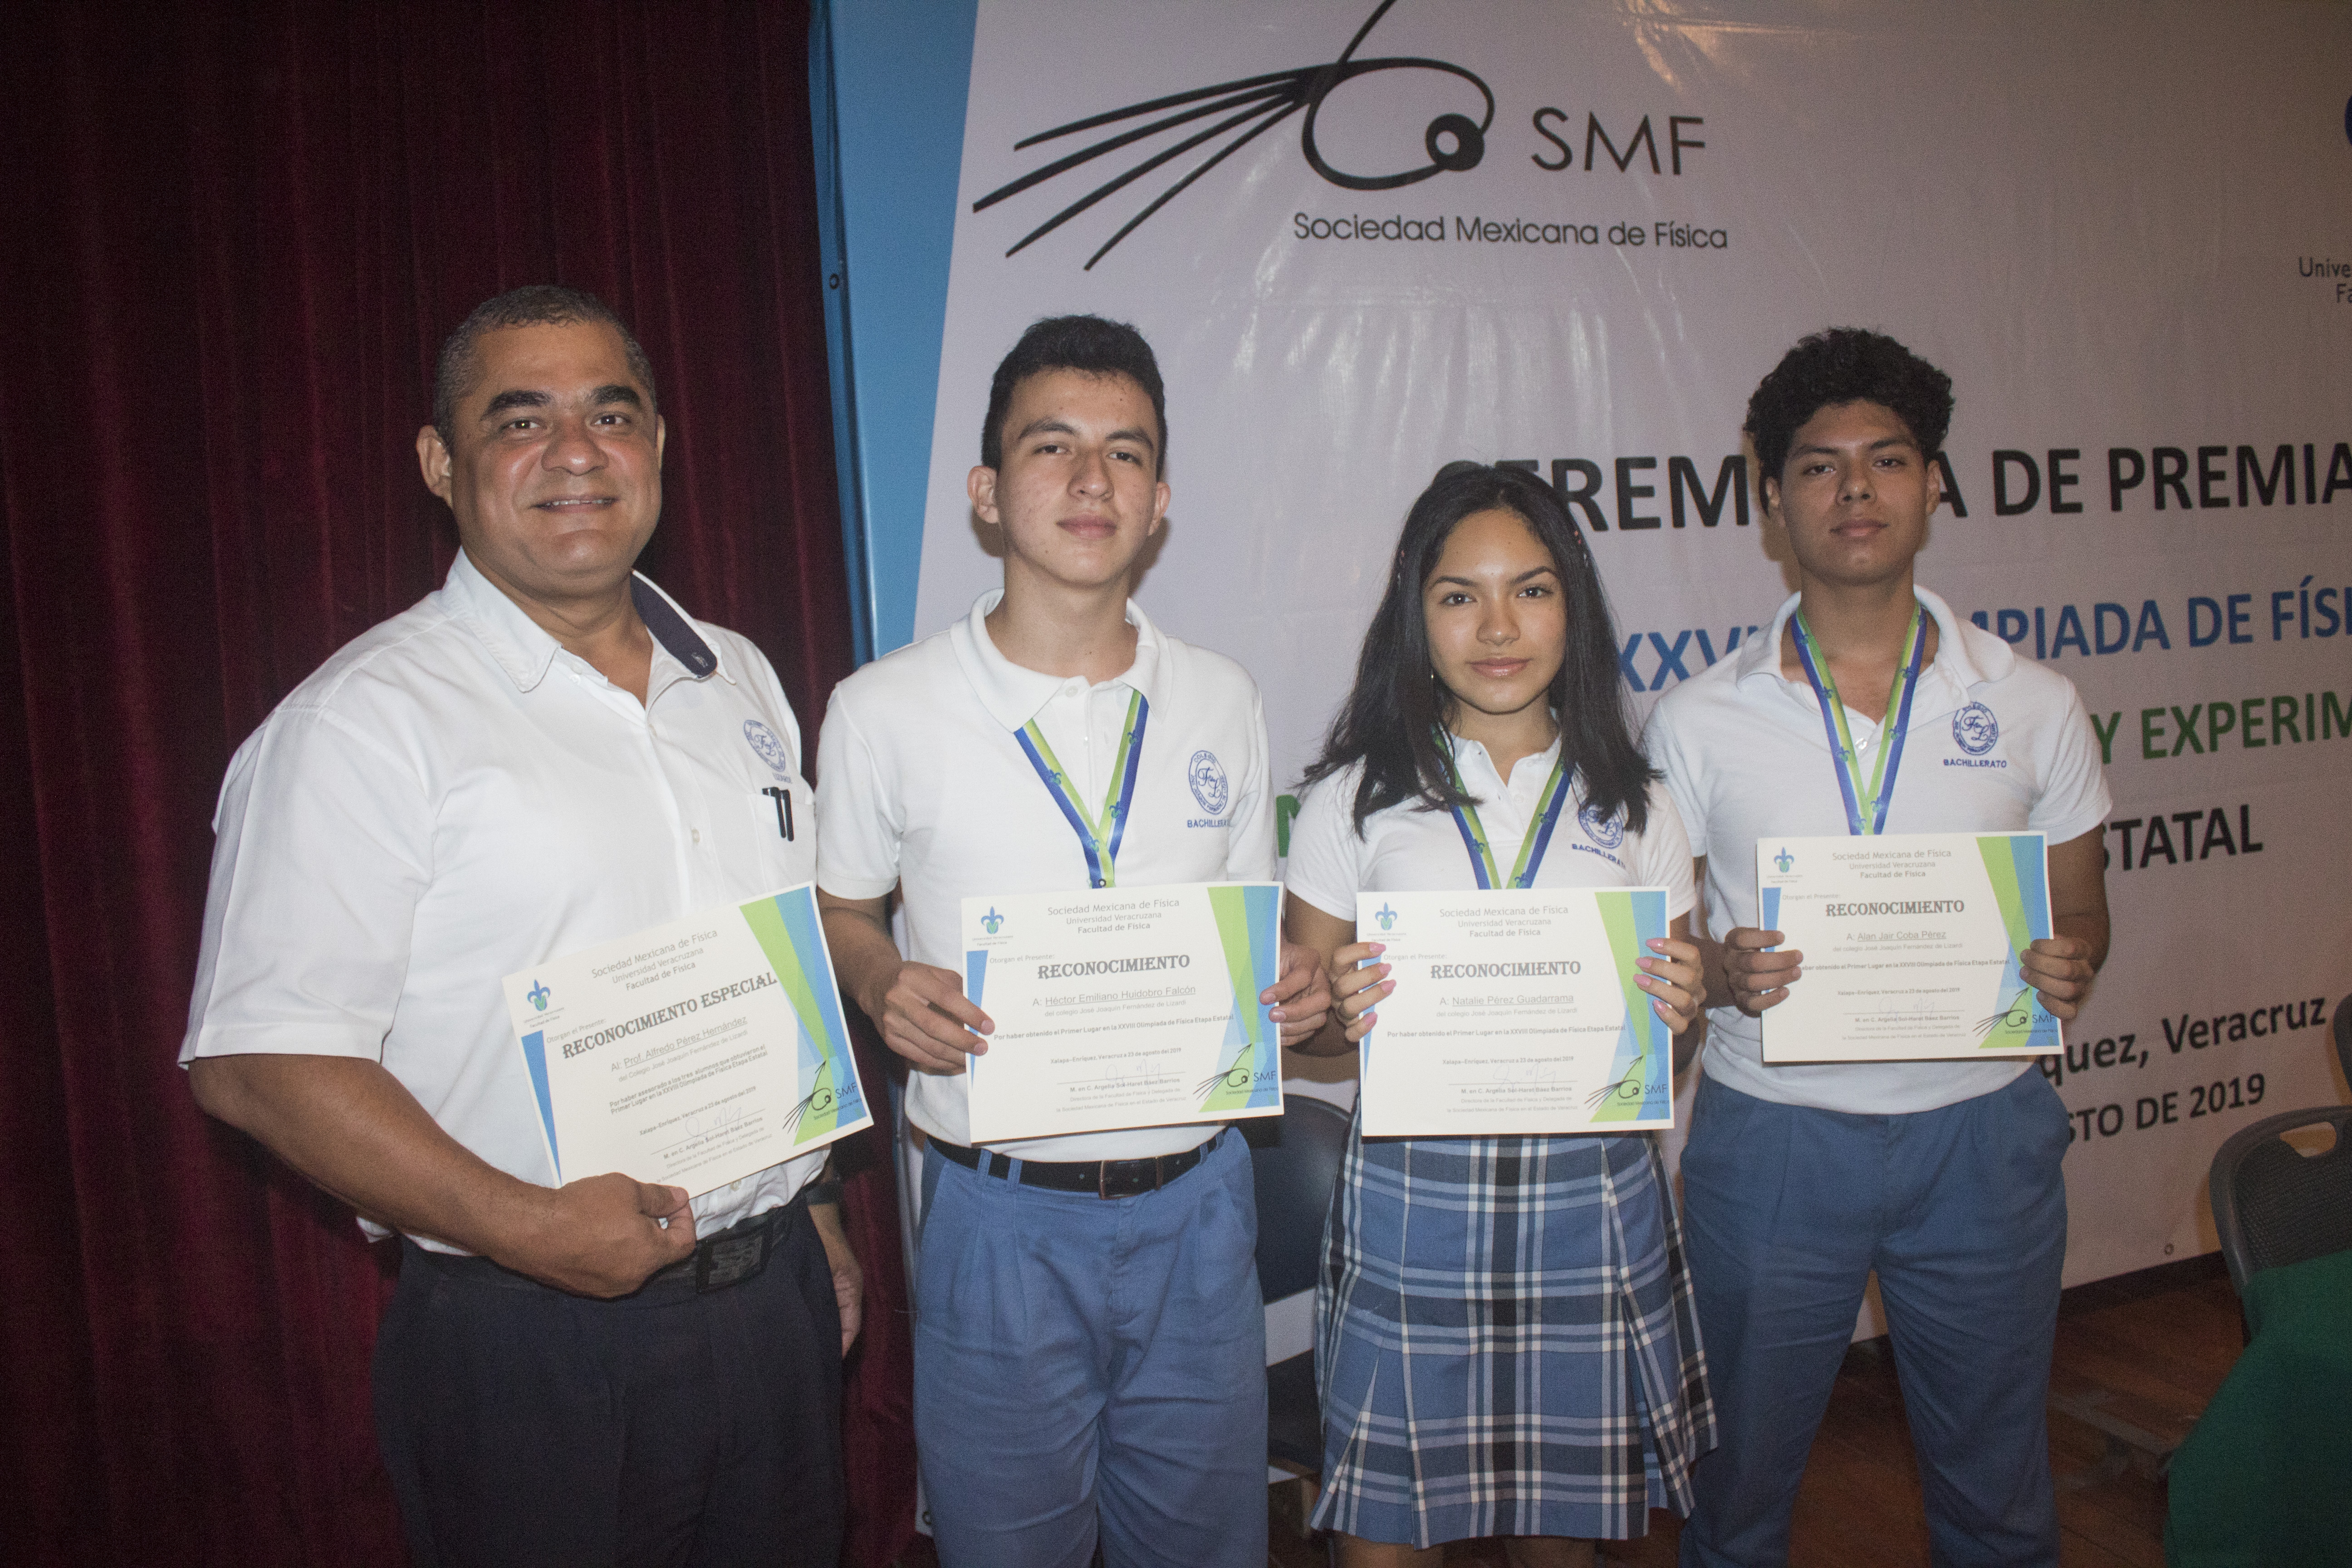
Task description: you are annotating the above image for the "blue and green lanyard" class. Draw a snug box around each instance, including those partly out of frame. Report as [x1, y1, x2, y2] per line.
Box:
[1014, 690, 1149, 888]
[1789, 601, 1929, 836]
[1443, 739, 1574, 889]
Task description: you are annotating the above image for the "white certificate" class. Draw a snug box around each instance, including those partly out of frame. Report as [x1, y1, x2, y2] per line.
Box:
[961, 882, 1284, 1143]
[1355, 887, 1676, 1137]
[500, 883, 872, 1197]
[1755, 832, 2060, 1062]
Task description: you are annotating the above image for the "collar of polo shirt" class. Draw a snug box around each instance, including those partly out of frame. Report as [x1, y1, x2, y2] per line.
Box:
[441, 548, 729, 694]
[953, 587, 1161, 729]
[1733, 587, 2008, 720]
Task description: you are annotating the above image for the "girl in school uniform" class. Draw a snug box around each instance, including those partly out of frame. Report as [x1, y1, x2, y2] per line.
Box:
[1284, 462, 1717, 1567]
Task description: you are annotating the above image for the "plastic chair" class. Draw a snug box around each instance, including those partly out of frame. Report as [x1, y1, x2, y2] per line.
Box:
[2207, 1103, 2352, 1299]
[1245, 1094, 1353, 1475]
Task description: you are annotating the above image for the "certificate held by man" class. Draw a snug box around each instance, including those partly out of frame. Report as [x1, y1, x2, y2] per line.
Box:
[500, 883, 872, 1198]
[1756, 832, 2060, 1062]
[1355, 888, 1676, 1137]
[960, 882, 1283, 1143]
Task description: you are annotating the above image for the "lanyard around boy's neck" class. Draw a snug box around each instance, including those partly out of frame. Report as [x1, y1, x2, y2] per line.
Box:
[1013, 689, 1149, 888]
[1789, 600, 1929, 837]
[1443, 735, 1573, 890]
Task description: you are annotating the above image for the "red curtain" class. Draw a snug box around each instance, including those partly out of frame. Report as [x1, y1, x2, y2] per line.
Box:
[0, 4, 915, 1564]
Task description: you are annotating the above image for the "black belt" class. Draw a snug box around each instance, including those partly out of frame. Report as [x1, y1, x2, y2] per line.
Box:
[931, 1129, 1224, 1199]
[408, 1192, 804, 1297]
[656, 1192, 802, 1292]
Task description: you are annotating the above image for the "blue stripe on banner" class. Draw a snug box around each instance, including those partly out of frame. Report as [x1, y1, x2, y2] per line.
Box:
[966, 949, 988, 1011]
[520, 1030, 560, 1181]
[809, 0, 980, 661]
[1760, 885, 1782, 932]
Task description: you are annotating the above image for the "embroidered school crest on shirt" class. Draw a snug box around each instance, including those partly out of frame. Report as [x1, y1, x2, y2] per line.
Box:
[742, 719, 794, 779]
[1952, 702, 2000, 756]
[1577, 800, 1626, 849]
[1187, 749, 1230, 814]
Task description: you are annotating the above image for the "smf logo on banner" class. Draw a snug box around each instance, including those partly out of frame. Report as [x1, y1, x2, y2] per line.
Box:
[973, 0, 1490, 268]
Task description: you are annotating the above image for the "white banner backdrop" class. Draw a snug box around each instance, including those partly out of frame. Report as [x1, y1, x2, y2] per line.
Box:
[899, 0, 2352, 1287]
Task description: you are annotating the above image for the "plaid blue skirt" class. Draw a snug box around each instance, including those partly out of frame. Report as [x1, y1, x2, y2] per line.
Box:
[1308, 1119, 1716, 1547]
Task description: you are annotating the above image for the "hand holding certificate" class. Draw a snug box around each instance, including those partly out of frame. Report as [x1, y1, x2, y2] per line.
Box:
[500, 883, 872, 1197]
[1755, 832, 2060, 1062]
[1355, 888, 1676, 1136]
[961, 883, 1283, 1143]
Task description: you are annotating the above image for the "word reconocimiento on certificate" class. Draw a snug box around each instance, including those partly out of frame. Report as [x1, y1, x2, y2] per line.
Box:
[1034, 954, 1191, 980]
[1821, 899, 1967, 918]
[1429, 960, 1583, 979]
[560, 971, 779, 1059]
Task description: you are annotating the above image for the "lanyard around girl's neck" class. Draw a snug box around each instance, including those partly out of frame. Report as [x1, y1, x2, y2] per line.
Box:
[1789, 600, 1929, 836]
[1013, 689, 1149, 888]
[1442, 736, 1573, 890]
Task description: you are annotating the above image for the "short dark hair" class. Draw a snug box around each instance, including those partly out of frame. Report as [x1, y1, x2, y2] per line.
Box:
[431, 285, 657, 445]
[980, 315, 1167, 476]
[1744, 328, 1953, 490]
[1300, 461, 1654, 838]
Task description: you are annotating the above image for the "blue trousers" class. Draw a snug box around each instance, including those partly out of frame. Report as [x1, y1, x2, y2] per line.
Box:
[1676, 1069, 2070, 1568]
[915, 1132, 1268, 1568]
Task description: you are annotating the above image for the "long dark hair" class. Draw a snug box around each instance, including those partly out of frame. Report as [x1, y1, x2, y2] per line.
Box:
[1300, 461, 1655, 836]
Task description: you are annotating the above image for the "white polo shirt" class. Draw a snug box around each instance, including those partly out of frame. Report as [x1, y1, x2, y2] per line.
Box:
[816, 591, 1276, 1161]
[1645, 587, 2112, 1115]
[181, 549, 823, 1248]
[1285, 738, 1694, 925]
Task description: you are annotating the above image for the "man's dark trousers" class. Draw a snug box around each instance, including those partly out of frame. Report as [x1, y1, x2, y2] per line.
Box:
[374, 1198, 845, 1568]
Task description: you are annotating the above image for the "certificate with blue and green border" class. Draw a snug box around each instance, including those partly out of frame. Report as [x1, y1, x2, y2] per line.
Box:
[501, 883, 872, 1197]
[1355, 888, 1676, 1136]
[961, 882, 1283, 1143]
[1755, 832, 2060, 1062]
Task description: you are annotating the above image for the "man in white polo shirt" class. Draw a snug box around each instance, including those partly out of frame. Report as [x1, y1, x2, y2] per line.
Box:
[816, 315, 1328, 1568]
[1647, 328, 2112, 1568]
[181, 285, 856, 1568]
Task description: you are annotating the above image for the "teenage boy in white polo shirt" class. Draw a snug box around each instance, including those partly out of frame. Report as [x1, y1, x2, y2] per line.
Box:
[1647, 328, 2112, 1568]
[816, 315, 1328, 1568]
